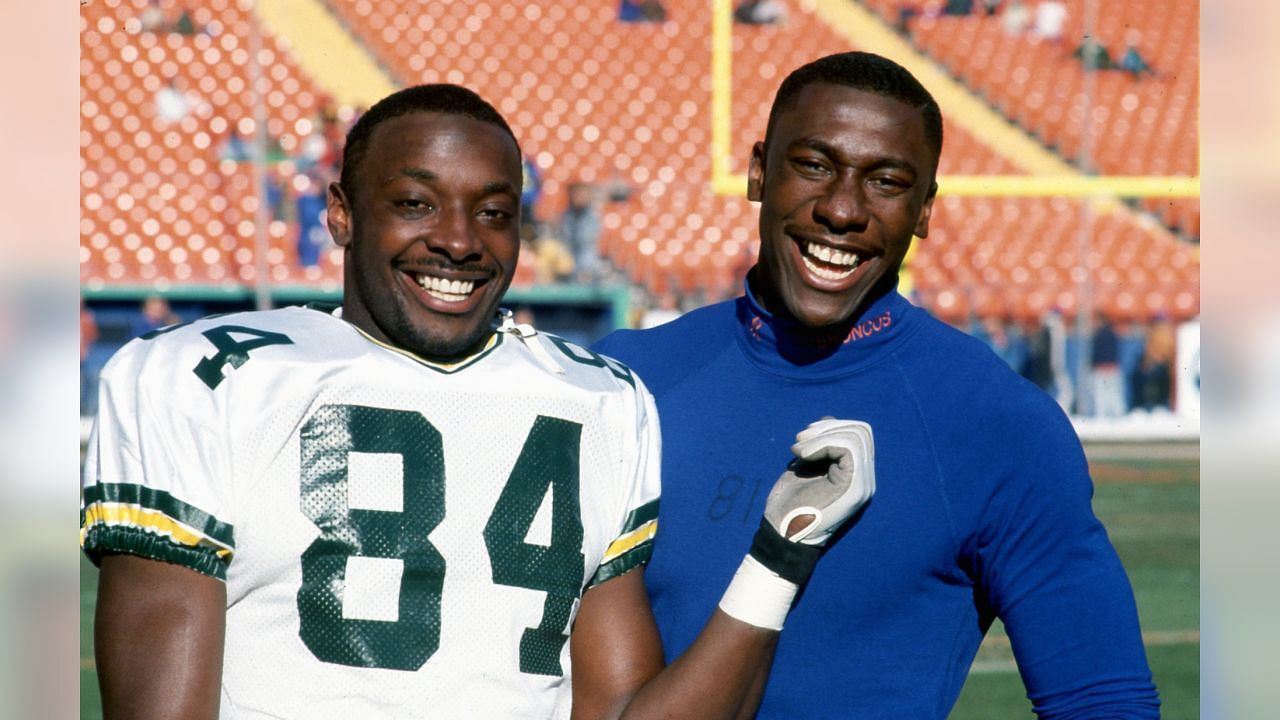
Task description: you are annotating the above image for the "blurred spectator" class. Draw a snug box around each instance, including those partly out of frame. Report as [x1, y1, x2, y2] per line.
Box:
[618, 0, 667, 22]
[1090, 312, 1125, 418]
[266, 166, 290, 223]
[1116, 312, 1147, 410]
[560, 182, 603, 283]
[513, 243, 539, 287]
[81, 300, 99, 418]
[513, 306, 538, 329]
[219, 128, 252, 162]
[1133, 315, 1175, 411]
[219, 127, 288, 164]
[155, 79, 191, 124]
[296, 124, 331, 173]
[943, 0, 974, 15]
[1045, 307, 1074, 412]
[1001, 0, 1031, 35]
[1118, 32, 1154, 77]
[294, 171, 329, 268]
[138, 0, 165, 32]
[972, 315, 1025, 371]
[604, 170, 634, 203]
[319, 107, 348, 176]
[173, 6, 197, 35]
[980, 0, 1002, 14]
[733, 0, 787, 25]
[640, 291, 682, 329]
[131, 295, 181, 338]
[520, 154, 542, 236]
[531, 233, 575, 284]
[893, 4, 919, 34]
[1032, 0, 1066, 41]
[1074, 36, 1114, 72]
[1018, 312, 1054, 394]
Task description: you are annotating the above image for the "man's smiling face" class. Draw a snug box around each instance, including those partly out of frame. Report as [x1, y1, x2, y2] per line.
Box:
[328, 111, 522, 360]
[749, 82, 938, 329]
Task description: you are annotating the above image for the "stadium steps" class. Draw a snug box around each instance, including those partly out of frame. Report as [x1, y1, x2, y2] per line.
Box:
[854, 0, 1199, 240]
[801, 0, 1196, 321]
[255, 0, 395, 108]
[807, 0, 1077, 176]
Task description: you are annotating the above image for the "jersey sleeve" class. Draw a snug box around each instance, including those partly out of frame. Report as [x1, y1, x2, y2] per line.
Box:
[971, 404, 1160, 717]
[80, 333, 238, 580]
[586, 375, 661, 588]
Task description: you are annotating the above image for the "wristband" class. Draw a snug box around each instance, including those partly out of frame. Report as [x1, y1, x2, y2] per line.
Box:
[748, 518, 823, 585]
[717, 555, 798, 631]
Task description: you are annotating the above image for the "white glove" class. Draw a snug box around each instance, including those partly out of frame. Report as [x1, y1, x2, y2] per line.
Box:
[764, 418, 875, 546]
[719, 418, 875, 630]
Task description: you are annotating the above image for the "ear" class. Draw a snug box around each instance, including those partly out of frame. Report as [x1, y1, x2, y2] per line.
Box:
[327, 182, 352, 248]
[913, 181, 938, 239]
[747, 141, 766, 202]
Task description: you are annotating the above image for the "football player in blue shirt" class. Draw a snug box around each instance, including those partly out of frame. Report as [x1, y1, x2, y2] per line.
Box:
[596, 52, 1160, 718]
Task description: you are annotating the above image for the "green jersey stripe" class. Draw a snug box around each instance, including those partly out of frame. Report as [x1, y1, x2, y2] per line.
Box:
[82, 482, 236, 547]
[619, 499, 659, 534]
[82, 524, 229, 580]
[587, 538, 655, 588]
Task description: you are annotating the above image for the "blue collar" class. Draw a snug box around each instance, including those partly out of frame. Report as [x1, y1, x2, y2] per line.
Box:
[733, 278, 917, 379]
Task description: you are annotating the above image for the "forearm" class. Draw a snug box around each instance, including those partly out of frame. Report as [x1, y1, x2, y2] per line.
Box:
[621, 610, 777, 720]
[95, 554, 226, 720]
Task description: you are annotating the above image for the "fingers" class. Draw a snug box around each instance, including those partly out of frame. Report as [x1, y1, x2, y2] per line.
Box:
[790, 440, 848, 467]
[793, 417, 855, 444]
[791, 420, 873, 465]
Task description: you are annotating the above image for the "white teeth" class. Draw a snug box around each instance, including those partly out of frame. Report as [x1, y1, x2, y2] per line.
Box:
[803, 242, 861, 281]
[802, 254, 857, 281]
[416, 275, 475, 302]
[805, 242, 860, 268]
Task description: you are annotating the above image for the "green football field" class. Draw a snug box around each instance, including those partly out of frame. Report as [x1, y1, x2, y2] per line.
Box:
[80, 446, 1199, 718]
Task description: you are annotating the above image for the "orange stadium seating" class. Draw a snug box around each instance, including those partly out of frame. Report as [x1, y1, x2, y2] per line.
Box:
[862, 0, 1199, 240]
[81, 0, 340, 287]
[81, 0, 1198, 322]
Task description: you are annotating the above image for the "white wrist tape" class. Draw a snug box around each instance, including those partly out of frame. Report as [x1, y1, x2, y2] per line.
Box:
[717, 554, 799, 631]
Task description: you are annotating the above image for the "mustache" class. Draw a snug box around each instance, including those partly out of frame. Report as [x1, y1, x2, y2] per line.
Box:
[399, 258, 497, 275]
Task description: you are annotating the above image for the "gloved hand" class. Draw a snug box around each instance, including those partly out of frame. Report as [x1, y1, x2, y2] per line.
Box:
[719, 418, 875, 630]
[764, 418, 875, 546]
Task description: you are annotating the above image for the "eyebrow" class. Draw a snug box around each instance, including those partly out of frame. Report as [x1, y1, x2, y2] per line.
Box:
[481, 180, 519, 197]
[396, 167, 437, 183]
[395, 168, 518, 197]
[793, 138, 918, 173]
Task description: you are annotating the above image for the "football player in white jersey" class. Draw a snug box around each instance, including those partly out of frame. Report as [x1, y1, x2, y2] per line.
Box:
[83, 84, 875, 719]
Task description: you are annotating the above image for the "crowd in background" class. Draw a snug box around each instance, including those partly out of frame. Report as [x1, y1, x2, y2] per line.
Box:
[87, 0, 1190, 423]
[960, 306, 1180, 417]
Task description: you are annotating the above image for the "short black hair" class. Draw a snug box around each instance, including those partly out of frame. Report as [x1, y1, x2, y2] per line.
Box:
[764, 52, 943, 166]
[339, 84, 520, 201]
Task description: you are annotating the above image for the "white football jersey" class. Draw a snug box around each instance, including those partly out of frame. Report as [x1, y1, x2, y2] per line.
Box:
[81, 306, 661, 719]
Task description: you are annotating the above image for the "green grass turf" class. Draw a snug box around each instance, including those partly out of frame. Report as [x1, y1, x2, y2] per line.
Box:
[80, 452, 1199, 719]
[81, 555, 101, 720]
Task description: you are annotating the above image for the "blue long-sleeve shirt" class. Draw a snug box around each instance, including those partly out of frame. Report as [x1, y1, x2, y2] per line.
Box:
[593, 286, 1158, 718]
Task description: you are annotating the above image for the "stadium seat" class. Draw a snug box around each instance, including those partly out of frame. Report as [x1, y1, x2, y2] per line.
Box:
[81, 0, 1197, 323]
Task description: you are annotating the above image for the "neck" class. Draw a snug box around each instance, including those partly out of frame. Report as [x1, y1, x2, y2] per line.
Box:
[746, 269, 894, 343]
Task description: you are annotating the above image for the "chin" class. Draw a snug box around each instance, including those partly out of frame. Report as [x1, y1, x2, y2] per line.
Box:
[409, 323, 491, 359]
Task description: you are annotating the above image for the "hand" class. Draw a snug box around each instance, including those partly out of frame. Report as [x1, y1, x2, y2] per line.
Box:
[763, 418, 875, 546]
[718, 418, 875, 630]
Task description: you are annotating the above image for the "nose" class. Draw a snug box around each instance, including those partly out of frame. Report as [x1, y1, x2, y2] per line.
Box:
[812, 172, 869, 234]
[425, 203, 482, 263]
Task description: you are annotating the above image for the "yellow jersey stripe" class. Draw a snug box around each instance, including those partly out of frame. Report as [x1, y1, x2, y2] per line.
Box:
[82, 504, 234, 559]
[602, 519, 657, 563]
